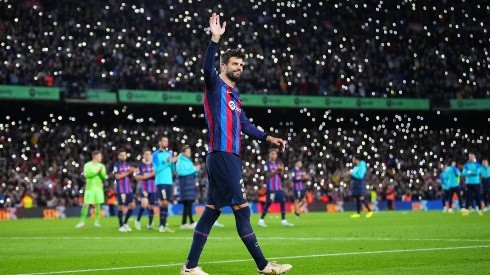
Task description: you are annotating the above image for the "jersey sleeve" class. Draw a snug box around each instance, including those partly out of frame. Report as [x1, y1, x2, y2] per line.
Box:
[240, 110, 268, 141]
[203, 42, 218, 92]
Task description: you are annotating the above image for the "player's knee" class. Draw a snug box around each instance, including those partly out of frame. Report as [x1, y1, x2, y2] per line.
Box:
[231, 203, 249, 211]
[161, 200, 169, 207]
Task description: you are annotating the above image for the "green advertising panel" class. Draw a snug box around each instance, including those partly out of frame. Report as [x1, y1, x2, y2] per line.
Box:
[450, 99, 490, 110]
[0, 85, 59, 100]
[119, 90, 203, 105]
[86, 90, 117, 103]
[118, 90, 430, 110]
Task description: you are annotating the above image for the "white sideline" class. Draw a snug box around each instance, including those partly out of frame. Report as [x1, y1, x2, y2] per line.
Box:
[16, 245, 490, 275]
[5, 236, 490, 242]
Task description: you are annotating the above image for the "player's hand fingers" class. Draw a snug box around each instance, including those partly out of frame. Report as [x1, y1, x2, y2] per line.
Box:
[222, 21, 226, 30]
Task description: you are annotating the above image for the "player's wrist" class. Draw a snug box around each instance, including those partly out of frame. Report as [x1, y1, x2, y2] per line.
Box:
[211, 35, 221, 43]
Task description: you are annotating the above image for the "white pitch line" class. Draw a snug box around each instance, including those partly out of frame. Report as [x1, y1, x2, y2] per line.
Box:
[15, 245, 490, 275]
[3, 236, 490, 242]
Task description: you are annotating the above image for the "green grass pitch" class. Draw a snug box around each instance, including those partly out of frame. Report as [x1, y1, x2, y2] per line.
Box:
[1, 211, 489, 274]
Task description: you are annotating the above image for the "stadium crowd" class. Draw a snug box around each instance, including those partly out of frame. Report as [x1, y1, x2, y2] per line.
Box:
[1, 106, 488, 208]
[0, 0, 488, 99]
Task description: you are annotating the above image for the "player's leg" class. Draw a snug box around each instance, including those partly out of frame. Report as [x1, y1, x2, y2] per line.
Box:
[277, 191, 292, 226]
[293, 198, 300, 217]
[117, 193, 126, 230]
[445, 190, 453, 212]
[159, 185, 173, 232]
[475, 185, 484, 214]
[181, 200, 189, 228]
[77, 189, 94, 228]
[147, 193, 155, 228]
[187, 200, 195, 225]
[93, 188, 104, 227]
[137, 197, 148, 223]
[258, 192, 272, 227]
[123, 198, 135, 227]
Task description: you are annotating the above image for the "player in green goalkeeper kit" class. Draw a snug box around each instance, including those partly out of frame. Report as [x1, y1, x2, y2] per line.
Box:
[76, 150, 107, 228]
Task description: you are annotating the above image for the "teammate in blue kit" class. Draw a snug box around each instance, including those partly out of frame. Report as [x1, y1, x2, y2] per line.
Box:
[113, 148, 136, 232]
[291, 160, 308, 218]
[441, 161, 461, 213]
[180, 13, 292, 275]
[153, 135, 177, 233]
[258, 149, 294, 227]
[134, 148, 156, 230]
[350, 154, 373, 218]
[461, 153, 484, 216]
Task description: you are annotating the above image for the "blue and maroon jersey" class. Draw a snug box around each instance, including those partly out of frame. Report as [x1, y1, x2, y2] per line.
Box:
[265, 161, 282, 191]
[203, 42, 268, 156]
[138, 162, 155, 193]
[291, 168, 306, 192]
[113, 161, 133, 194]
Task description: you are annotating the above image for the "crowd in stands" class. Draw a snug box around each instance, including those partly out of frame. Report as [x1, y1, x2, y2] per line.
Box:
[0, 0, 488, 99]
[1, 106, 488, 208]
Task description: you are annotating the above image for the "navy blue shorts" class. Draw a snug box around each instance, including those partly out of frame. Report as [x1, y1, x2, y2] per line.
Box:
[205, 151, 247, 208]
[294, 190, 306, 200]
[157, 185, 173, 201]
[117, 193, 134, 206]
[350, 179, 366, 196]
[266, 190, 286, 203]
[140, 192, 157, 205]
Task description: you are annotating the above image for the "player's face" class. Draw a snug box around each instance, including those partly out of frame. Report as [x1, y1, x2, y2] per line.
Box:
[269, 151, 278, 161]
[159, 138, 169, 149]
[118, 152, 127, 162]
[295, 161, 302, 168]
[352, 157, 359, 164]
[451, 161, 456, 167]
[183, 148, 192, 158]
[222, 57, 244, 82]
[93, 153, 102, 162]
[469, 154, 475, 162]
[483, 160, 489, 167]
[143, 151, 152, 162]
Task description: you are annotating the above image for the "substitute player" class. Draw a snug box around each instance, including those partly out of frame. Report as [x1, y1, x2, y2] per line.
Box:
[350, 154, 373, 218]
[180, 13, 292, 275]
[443, 161, 461, 213]
[291, 160, 308, 218]
[461, 153, 484, 216]
[76, 150, 106, 228]
[258, 149, 294, 227]
[153, 135, 177, 233]
[114, 148, 137, 232]
[134, 148, 156, 230]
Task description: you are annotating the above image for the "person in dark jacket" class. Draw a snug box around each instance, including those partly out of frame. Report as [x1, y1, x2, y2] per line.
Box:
[176, 145, 200, 229]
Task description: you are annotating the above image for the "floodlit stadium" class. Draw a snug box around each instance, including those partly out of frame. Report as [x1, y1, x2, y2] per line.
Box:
[0, 0, 489, 274]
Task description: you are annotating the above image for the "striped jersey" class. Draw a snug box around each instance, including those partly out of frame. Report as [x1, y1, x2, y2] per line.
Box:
[291, 168, 306, 192]
[138, 162, 155, 193]
[113, 161, 133, 194]
[203, 42, 268, 156]
[265, 161, 282, 191]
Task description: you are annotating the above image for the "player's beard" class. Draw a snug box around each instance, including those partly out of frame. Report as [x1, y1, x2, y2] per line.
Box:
[226, 70, 242, 82]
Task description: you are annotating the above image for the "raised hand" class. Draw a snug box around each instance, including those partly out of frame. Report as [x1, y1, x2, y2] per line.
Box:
[266, 136, 286, 152]
[209, 12, 226, 41]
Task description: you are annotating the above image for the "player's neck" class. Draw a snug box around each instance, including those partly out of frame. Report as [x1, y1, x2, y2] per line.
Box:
[92, 160, 99, 164]
[219, 73, 236, 87]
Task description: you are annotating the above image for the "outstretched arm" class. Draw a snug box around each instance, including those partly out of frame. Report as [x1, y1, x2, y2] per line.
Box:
[203, 13, 226, 91]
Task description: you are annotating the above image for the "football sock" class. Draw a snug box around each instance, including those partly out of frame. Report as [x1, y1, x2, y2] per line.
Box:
[160, 206, 168, 227]
[356, 197, 362, 214]
[123, 208, 133, 224]
[280, 201, 286, 220]
[185, 206, 220, 269]
[117, 210, 123, 227]
[148, 208, 154, 225]
[94, 204, 101, 222]
[260, 201, 271, 219]
[80, 205, 89, 222]
[137, 207, 145, 222]
[234, 207, 268, 270]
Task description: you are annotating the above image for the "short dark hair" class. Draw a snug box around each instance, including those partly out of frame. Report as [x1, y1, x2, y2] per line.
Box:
[181, 145, 191, 153]
[92, 150, 101, 157]
[352, 153, 362, 160]
[220, 49, 246, 65]
[143, 147, 152, 153]
[158, 135, 168, 141]
[117, 148, 126, 155]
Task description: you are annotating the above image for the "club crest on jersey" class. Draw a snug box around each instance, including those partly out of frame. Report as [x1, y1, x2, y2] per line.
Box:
[228, 101, 236, 110]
